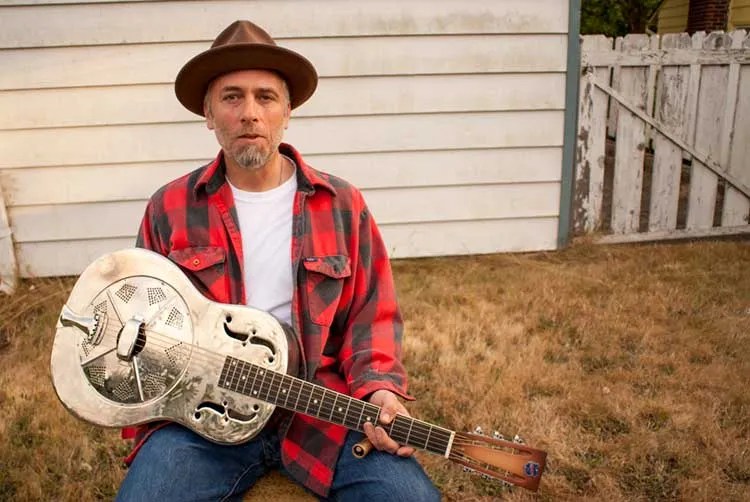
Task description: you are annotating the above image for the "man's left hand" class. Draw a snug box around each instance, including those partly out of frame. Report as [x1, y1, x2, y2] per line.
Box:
[362, 389, 416, 457]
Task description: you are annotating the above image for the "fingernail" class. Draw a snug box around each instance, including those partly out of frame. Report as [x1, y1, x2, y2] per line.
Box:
[381, 413, 390, 422]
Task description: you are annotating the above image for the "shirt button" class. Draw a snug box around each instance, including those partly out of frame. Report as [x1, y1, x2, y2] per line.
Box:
[192, 258, 200, 266]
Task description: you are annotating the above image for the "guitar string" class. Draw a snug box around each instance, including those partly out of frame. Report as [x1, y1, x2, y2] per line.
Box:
[222, 357, 450, 450]
[89, 333, 451, 453]
[222, 362, 445, 451]
[224, 357, 450, 450]
[81, 323, 453, 450]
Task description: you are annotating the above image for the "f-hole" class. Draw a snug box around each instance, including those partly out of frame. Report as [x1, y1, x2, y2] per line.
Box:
[223, 321, 277, 358]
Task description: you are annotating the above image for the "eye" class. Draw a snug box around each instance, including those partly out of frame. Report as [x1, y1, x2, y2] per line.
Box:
[222, 94, 240, 103]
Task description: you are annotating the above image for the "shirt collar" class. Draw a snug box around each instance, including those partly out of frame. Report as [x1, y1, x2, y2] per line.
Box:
[193, 143, 336, 199]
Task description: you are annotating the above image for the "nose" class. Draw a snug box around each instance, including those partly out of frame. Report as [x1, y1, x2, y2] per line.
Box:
[239, 98, 260, 123]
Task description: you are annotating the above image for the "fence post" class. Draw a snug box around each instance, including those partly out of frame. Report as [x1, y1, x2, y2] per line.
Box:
[0, 181, 17, 294]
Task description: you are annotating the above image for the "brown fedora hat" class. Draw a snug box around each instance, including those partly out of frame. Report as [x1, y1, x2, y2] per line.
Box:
[175, 20, 318, 116]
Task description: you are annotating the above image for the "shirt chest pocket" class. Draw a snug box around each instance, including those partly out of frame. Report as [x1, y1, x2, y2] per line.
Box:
[168, 246, 227, 300]
[302, 255, 351, 327]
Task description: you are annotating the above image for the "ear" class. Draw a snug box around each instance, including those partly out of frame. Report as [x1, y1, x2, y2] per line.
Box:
[203, 90, 215, 130]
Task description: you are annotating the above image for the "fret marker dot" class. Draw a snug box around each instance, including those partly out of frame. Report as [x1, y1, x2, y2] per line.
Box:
[252, 391, 257, 395]
[314, 399, 319, 404]
[338, 407, 343, 412]
[366, 417, 371, 422]
[242, 376, 246, 380]
[282, 389, 287, 394]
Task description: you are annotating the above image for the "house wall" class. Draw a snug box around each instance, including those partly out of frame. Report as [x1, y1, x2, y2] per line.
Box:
[658, 0, 691, 33]
[0, 0, 571, 278]
[658, 0, 750, 32]
[730, 0, 750, 28]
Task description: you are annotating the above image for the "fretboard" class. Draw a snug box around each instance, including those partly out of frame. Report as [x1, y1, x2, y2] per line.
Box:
[218, 356, 453, 456]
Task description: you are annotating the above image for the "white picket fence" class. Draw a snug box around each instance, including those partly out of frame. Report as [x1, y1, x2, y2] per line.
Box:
[575, 31, 750, 243]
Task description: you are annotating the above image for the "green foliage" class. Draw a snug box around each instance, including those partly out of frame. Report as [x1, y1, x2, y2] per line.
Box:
[581, 0, 663, 37]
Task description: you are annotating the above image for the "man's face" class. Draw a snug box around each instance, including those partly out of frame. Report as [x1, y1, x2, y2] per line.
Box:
[204, 69, 291, 171]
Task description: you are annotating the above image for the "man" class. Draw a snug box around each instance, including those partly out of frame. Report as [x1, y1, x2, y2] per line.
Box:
[116, 20, 440, 501]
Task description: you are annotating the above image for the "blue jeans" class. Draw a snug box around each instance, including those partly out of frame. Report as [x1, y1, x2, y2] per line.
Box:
[116, 423, 441, 501]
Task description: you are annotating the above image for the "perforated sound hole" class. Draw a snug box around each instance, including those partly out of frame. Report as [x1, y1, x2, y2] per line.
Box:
[165, 343, 185, 369]
[81, 275, 192, 405]
[115, 283, 137, 303]
[166, 307, 184, 330]
[85, 364, 106, 387]
[147, 287, 167, 305]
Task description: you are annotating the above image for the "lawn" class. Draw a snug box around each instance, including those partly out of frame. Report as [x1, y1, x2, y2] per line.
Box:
[1, 239, 748, 501]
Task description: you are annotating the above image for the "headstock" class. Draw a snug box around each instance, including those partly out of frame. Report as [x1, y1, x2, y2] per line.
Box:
[449, 426, 547, 492]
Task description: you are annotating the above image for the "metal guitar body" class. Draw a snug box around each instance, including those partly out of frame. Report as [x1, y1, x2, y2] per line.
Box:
[51, 248, 297, 444]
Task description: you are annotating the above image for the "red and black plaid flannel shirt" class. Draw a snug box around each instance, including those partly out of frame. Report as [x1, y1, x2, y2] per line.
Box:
[123, 143, 412, 496]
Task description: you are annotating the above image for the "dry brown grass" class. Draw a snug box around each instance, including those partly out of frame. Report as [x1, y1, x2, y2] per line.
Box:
[1, 240, 749, 501]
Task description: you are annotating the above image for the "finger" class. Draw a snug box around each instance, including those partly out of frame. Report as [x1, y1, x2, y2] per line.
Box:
[363, 423, 399, 454]
[396, 446, 415, 457]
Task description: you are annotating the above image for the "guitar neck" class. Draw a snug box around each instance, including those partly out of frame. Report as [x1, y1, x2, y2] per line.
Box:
[219, 356, 454, 456]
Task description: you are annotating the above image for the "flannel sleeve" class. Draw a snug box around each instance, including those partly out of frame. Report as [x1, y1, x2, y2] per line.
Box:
[338, 194, 413, 402]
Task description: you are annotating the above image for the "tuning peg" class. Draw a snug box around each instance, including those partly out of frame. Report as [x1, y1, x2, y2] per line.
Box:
[473, 426, 484, 435]
[512, 434, 525, 444]
[492, 431, 504, 440]
[463, 466, 475, 474]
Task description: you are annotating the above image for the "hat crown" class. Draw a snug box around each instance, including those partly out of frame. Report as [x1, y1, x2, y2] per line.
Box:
[211, 20, 277, 49]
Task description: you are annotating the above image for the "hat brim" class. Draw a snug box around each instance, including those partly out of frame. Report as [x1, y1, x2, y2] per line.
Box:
[175, 43, 318, 116]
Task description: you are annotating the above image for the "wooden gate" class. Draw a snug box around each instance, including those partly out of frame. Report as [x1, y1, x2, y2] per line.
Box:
[574, 31, 750, 243]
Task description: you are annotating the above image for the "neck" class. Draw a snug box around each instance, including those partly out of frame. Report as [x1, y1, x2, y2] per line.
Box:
[225, 149, 290, 192]
[219, 356, 455, 456]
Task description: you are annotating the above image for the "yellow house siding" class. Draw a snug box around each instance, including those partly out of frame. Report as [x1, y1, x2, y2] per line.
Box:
[730, 0, 750, 28]
[657, 0, 690, 33]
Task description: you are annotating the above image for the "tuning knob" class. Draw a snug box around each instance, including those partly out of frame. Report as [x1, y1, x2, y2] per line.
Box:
[513, 434, 525, 444]
[473, 426, 484, 435]
[492, 431, 504, 440]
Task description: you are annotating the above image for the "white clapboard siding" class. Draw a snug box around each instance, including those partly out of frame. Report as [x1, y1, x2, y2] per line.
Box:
[0, 73, 567, 130]
[1, 0, 568, 48]
[9, 183, 560, 244]
[2, 148, 563, 206]
[0, 111, 565, 169]
[0, 35, 567, 90]
[1, 0, 571, 278]
[16, 217, 560, 277]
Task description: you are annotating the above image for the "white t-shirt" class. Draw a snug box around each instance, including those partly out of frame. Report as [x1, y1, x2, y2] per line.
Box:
[227, 164, 297, 325]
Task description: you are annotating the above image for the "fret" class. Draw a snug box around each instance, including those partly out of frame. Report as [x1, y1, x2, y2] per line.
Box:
[291, 378, 303, 411]
[328, 393, 338, 421]
[404, 417, 414, 445]
[238, 361, 251, 394]
[320, 388, 336, 421]
[307, 385, 326, 418]
[226, 357, 239, 389]
[248, 363, 261, 398]
[303, 381, 315, 415]
[274, 373, 287, 406]
[257, 367, 272, 402]
[355, 399, 366, 429]
[424, 424, 432, 451]
[342, 396, 352, 428]
[268, 371, 282, 405]
[219, 358, 230, 386]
